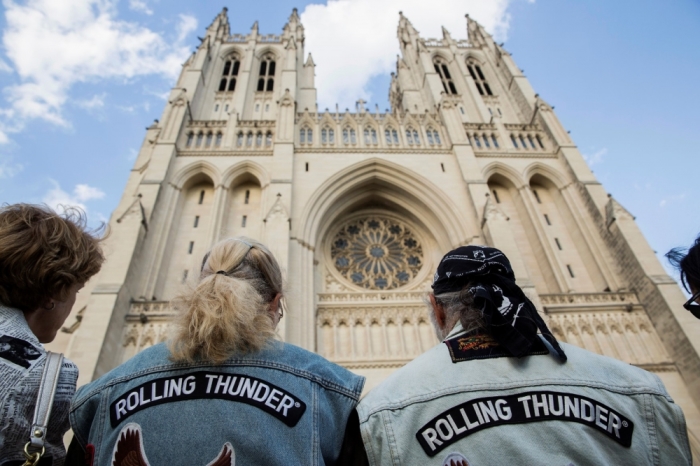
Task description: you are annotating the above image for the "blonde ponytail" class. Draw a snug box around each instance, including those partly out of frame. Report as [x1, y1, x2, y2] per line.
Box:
[169, 237, 283, 363]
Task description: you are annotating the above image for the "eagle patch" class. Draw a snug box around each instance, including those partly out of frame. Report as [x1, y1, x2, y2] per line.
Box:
[111, 423, 235, 466]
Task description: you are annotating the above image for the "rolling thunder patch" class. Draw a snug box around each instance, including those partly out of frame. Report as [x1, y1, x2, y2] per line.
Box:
[416, 390, 634, 456]
[110, 371, 306, 428]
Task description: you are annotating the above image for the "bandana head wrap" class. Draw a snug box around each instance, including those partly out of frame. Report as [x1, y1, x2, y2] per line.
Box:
[432, 245, 566, 361]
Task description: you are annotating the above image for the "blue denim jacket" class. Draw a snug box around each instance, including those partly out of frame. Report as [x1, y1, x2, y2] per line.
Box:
[357, 323, 691, 466]
[70, 341, 364, 465]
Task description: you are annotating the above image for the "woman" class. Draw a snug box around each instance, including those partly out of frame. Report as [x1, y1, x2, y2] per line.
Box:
[69, 237, 365, 465]
[0, 204, 104, 465]
[667, 234, 700, 318]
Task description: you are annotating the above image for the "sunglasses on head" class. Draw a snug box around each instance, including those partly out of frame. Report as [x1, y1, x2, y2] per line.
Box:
[683, 290, 700, 319]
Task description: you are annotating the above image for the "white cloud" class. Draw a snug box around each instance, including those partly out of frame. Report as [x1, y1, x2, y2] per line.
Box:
[0, 0, 197, 138]
[75, 93, 106, 110]
[582, 147, 607, 167]
[129, 0, 153, 15]
[0, 59, 12, 73]
[301, 0, 513, 109]
[43, 180, 105, 213]
[659, 193, 686, 208]
[0, 155, 22, 178]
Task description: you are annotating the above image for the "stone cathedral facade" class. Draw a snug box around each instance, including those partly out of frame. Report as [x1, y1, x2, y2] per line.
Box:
[49, 8, 700, 455]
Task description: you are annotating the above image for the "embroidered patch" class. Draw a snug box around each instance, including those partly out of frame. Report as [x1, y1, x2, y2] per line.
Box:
[110, 371, 306, 428]
[442, 452, 470, 466]
[112, 423, 235, 465]
[444, 333, 549, 362]
[416, 390, 634, 456]
[110, 422, 236, 466]
[0, 335, 41, 369]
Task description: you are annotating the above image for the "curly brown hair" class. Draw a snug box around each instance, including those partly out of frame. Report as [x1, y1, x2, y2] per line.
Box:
[0, 204, 105, 312]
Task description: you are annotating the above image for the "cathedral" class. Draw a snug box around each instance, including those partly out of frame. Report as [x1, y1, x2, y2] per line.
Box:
[49, 7, 700, 456]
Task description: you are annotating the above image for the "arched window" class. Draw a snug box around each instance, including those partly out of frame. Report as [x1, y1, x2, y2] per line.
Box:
[343, 127, 356, 145]
[491, 134, 499, 148]
[205, 132, 213, 147]
[510, 134, 518, 149]
[519, 134, 527, 149]
[265, 131, 273, 147]
[434, 57, 457, 95]
[256, 132, 263, 147]
[215, 132, 222, 147]
[185, 132, 194, 148]
[321, 126, 334, 145]
[257, 54, 276, 92]
[236, 132, 244, 147]
[527, 135, 536, 149]
[467, 59, 493, 96]
[363, 127, 377, 145]
[406, 128, 420, 146]
[473, 134, 482, 148]
[300, 126, 312, 145]
[426, 127, 441, 146]
[385, 128, 398, 145]
[195, 132, 203, 148]
[246, 132, 253, 147]
[536, 135, 545, 149]
[219, 55, 241, 92]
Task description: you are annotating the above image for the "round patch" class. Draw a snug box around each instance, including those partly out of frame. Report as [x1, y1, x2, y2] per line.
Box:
[442, 452, 470, 466]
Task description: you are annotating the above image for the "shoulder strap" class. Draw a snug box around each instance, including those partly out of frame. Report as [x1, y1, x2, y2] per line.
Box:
[29, 351, 64, 448]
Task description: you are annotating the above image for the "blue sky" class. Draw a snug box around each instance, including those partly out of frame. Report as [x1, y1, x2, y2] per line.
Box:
[0, 0, 697, 282]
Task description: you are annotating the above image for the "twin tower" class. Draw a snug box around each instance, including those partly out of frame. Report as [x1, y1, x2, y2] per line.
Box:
[51, 8, 700, 451]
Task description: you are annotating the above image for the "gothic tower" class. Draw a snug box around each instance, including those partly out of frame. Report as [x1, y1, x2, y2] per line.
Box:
[50, 8, 700, 455]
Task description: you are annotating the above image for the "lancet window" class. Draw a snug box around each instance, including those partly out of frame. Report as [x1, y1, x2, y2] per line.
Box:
[185, 132, 194, 148]
[205, 132, 213, 148]
[219, 55, 241, 92]
[215, 132, 222, 147]
[321, 126, 335, 145]
[467, 59, 493, 96]
[405, 127, 421, 146]
[363, 127, 378, 145]
[434, 57, 457, 95]
[257, 54, 276, 92]
[342, 127, 357, 145]
[265, 131, 273, 147]
[426, 127, 441, 146]
[300, 126, 313, 145]
[237, 132, 244, 147]
[385, 127, 399, 146]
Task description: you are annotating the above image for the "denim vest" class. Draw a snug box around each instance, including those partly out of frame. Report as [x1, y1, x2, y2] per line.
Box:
[357, 323, 691, 466]
[0, 305, 78, 466]
[70, 341, 364, 465]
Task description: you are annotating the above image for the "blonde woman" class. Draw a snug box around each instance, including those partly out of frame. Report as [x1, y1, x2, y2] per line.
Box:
[68, 237, 365, 465]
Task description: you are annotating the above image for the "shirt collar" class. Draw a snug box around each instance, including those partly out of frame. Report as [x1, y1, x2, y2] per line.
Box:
[443, 321, 466, 342]
[0, 304, 42, 348]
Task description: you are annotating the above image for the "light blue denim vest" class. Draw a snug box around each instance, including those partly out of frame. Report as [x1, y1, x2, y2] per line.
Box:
[70, 341, 364, 465]
[357, 323, 691, 466]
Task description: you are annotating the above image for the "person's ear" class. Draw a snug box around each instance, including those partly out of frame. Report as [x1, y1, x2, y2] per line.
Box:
[269, 293, 282, 314]
[429, 293, 446, 327]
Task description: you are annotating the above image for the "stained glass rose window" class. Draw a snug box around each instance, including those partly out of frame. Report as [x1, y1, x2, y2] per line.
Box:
[330, 216, 424, 290]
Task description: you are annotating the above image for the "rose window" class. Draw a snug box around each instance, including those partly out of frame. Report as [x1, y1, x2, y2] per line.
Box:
[330, 216, 424, 290]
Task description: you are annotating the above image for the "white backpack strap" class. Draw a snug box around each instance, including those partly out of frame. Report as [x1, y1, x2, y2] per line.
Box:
[29, 351, 64, 449]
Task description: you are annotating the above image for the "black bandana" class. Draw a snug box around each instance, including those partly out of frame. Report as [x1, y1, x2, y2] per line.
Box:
[432, 245, 566, 362]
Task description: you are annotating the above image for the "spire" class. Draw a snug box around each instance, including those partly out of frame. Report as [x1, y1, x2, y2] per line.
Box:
[466, 13, 493, 46]
[305, 53, 315, 67]
[605, 195, 635, 227]
[206, 7, 230, 39]
[251, 21, 259, 34]
[289, 7, 300, 24]
[441, 26, 452, 41]
[397, 11, 419, 47]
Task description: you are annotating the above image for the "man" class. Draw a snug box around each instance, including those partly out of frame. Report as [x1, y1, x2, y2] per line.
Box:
[356, 245, 691, 465]
[667, 234, 700, 319]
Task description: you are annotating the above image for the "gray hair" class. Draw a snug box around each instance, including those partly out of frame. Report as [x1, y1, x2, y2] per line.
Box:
[433, 285, 486, 335]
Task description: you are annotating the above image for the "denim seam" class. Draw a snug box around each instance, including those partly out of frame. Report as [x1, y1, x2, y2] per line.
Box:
[72, 359, 362, 406]
[361, 379, 669, 418]
[645, 393, 660, 465]
[381, 410, 400, 466]
[359, 420, 378, 466]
